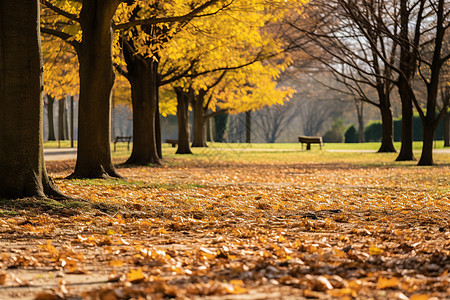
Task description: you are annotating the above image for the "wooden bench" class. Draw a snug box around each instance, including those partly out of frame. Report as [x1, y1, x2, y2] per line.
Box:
[113, 136, 132, 152]
[166, 139, 178, 147]
[298, 136, 323, 150]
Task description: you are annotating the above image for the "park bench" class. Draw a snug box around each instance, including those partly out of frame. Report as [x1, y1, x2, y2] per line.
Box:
[166, 139, 178, 147]
[113, 136, 132, 152]
[298, 135, 323, 150]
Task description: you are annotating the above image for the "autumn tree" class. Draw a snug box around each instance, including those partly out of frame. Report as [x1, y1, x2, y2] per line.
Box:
[113, 1, 223, 164]
[340, 0, 450, 165]
[0, 0, 65, 199]
[283, 0, 399, 152]
[160, 1, 297, 149]
[40, 0, 219, 173]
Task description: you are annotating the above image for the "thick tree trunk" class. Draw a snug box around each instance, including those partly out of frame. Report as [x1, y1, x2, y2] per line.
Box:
[175, 88, 193, 154]
[378, 103, 396, 153]
[192, 95, 207, 147]
[0, 0, 65, 199]
[126, 71, 161, 165]
[47, 95, 56, 141]
[395, 0, 416, 161]
[123, 45, 161, 165]
[70, 0, 121, 178]
[418, 124, 434, 166]
[396, 81, 415, 161]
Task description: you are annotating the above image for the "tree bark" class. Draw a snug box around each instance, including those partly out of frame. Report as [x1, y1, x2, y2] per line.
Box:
[58, 98, 67, 140]
[396, 86, 415, 161]
[192, 92, 207, 147]
[47, 95, 56, 141]
[444, 109, 449, 147]
[122, 44, 162, 165]
[245, 111, 251, 143]
[395, 0, 417, 161]
[378, 102, 396, 153]
[415, 0, 447, 166]
[175, 88, 193, 154]
[156, 96, 162, 160]
[0, 0, 65, 199]
[70, 96, 74, 148]
[69, 0, 121, 178]
[214, 112, 228, 142]
[418, 124, 435, 166]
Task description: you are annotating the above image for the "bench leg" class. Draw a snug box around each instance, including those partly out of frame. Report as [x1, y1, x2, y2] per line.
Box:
[306, 143, 311, 150]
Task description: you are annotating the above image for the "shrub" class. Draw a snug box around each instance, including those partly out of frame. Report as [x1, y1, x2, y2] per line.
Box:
[345, 124, 358, 143]
[323, 119, 345, 143]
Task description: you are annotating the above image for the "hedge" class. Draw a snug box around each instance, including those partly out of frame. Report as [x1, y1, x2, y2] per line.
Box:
[365, 115, 445, 142]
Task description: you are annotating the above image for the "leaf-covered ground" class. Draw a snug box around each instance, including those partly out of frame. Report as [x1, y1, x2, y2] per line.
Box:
[0, 152, 449, 300]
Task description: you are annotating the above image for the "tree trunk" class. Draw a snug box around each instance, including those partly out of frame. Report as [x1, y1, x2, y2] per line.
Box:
[47, 95, 56, 141]
[245, 111, 251, 143]
[58, 98, 67, 140]
[70, 96, 74, 148]
[355, 101, 364, 143]
[214, 112, 228, 142]
[444, 109, 449, 147]
[396, 80, 415, 161]
[70, 0, 121, 178]
[418, 124, 434, 166]
[378, 103, 396, 152]
[395, 0, 416, 161]
[175, 88, 193, 154]
[192, 94, 207, 147]
[156, 96, 162, 160]
[0, 0, 65, 199]
[206, 117, 213, 142]
[125, 58, 162, 165]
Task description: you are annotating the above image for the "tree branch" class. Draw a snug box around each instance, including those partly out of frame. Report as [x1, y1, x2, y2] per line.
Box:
[40, 27, 80, 50]
[114, 0, 228, 31]
[40, 0, 79, 22]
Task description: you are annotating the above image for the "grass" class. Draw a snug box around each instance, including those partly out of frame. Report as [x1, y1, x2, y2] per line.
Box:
[44, 140, 450, 167]
[44, 140, 448, 151]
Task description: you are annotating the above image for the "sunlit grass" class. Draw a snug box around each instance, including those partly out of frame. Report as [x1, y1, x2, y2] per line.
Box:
[44, 140, 449, 167]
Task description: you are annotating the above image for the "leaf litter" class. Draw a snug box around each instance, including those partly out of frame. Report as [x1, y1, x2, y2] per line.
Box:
[0, 158, 449, 299]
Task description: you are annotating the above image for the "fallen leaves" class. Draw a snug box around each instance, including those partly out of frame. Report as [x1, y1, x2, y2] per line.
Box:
[0, 159, 449, 299]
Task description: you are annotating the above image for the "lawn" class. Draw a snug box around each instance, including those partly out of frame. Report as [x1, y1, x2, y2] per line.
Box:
[1, 147, 449, 299]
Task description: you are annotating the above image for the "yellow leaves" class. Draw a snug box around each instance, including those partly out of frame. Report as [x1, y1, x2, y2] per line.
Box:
[109, 260, 125, 267]
[39, 240, 59, 257]
[376, 276, 400, 289]
[126, 268, 146, 283]
[0, 273, 7, 286]
[368, 245, 384, 256]
[223, 280, 248, 294]
[410, 295, 430, 300]
[327, 288, 357, 298]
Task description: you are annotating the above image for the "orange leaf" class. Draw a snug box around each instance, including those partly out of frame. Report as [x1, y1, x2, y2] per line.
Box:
[376, 277, 399, 289]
